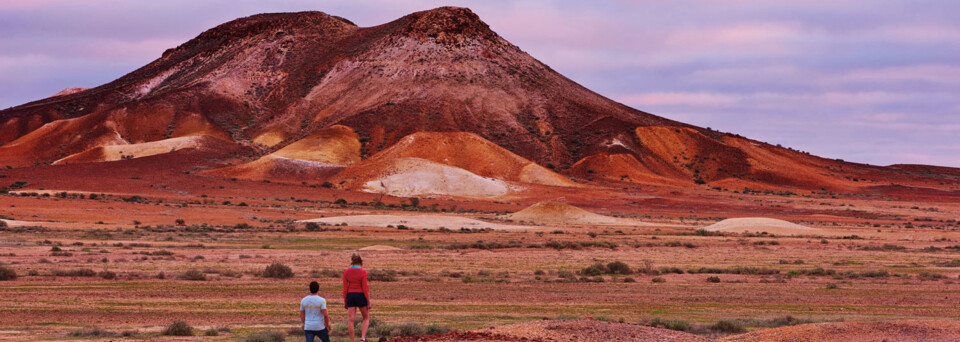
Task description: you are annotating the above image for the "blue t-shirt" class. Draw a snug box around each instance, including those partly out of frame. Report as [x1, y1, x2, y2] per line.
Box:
[300, 295, 327, 331]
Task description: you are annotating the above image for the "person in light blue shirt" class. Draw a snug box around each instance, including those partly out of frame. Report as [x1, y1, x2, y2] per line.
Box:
[300, 281, 332, 342]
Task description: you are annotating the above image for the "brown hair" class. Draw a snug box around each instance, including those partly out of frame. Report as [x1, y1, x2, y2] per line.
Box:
[350, 253, 363, 266]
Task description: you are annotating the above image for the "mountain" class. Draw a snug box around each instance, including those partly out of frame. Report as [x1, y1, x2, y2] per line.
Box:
[0, 7, 956, 195]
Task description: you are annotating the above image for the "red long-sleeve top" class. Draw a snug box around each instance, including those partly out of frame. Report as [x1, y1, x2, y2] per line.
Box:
[342, 267, 369, 299]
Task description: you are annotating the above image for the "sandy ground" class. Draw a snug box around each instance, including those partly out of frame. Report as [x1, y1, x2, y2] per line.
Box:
[721, 320, 960, 342]
[0, 167, 959, 340]
[486, 319, 711, 342]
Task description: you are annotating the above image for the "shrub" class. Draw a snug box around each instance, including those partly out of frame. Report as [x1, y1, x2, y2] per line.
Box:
[305, 222, 321, 231]
[180, 269, 206, 281]
[649, 317, 690, 331]
[580, 263, 608, 276]
[706, 276, 721, 283]
[368, 269, 398, 282]
[204, 329, 219, 336]
[162, 321, 193, 336]
[606, 261, 634, 275]
[98, 271, 117, 280]
[710, 319, 745, 333]
[825, 283, 839, 289]
[53, 269, 96, 277]
[243, 331, 284, 342]
[391, 322, 426, 337]
[651, 277, 666, 283]
[0, 265, 16, 281]
[263, 262, 294, 279]
[70, 328, 116, 337]
[919, 272, 947, 280]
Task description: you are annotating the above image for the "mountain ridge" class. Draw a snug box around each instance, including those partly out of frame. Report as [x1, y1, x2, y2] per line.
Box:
[0, 7, 956, 195]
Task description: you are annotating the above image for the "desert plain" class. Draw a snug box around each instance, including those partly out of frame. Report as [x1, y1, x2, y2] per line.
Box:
[1, 159, 959, 341]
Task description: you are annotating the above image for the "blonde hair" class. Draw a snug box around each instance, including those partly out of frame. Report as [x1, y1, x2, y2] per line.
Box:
[350, 253, 363, 266]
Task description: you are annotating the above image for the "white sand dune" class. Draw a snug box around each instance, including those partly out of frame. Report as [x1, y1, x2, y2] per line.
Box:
[702, 217, 817, 235]
[503, 201, 655, 226]
[298, 214, 531, 230]
[358, 245, 402, 251]
[0, 219, 44, 228]
[360, 158, 512, 198]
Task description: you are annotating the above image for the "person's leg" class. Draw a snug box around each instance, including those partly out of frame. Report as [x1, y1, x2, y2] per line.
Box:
[305, 330, 315, 342]
[347, 306, 357, 342]
[360, 306, 370, 341]
[318, 329, 331, 342]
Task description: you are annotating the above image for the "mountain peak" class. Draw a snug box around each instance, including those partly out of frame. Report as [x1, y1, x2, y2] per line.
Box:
[400, 7, 497, 45]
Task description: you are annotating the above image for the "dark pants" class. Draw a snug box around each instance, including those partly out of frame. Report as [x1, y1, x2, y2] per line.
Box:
[305, 329, 330, 342]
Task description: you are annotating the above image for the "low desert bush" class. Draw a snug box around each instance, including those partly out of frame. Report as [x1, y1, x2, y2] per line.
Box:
[706, 276, 721, 283]
[649, 317, 690, 331]
[243, 330, 284, 342]
[0, 265, 16, 281]
[69, 328, 116, 337]
[98, 271, 117, 280]
[368, 269, 398, 282]
[580, 263, 608, 276]
[262, 262, 294, 279]
[162, 321, 193, 336]
[606, 261, 634, 275]
[53, 269, 96, 277]
[710, 319, 745, 333]
[179, 269, 206, 281]
[651, 277, 666, 283]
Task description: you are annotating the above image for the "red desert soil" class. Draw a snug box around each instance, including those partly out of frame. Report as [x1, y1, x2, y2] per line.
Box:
[721, 320, 960, 342]
[385, 320, 710, 342]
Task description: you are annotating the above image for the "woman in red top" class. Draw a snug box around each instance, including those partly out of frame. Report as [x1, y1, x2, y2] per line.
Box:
[343, 253, 370, 342]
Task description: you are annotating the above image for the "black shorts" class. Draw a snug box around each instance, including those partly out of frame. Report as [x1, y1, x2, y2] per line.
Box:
[345, 292, 368, 308]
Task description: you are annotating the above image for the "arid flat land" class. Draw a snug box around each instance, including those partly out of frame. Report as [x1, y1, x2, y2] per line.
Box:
[0, 170, 958, 341]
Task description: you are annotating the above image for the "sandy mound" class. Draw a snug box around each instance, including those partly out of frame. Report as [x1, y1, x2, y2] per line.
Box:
[350, 132, 578, 187]
[338, 157, 511, 198]
[202, 125, 360, 181]
[270, 125, 361, 165]
[298, 214, 530, 230]
[358, 245, 402, 251]
[721, 320, 960, 342]
[503, 201, 649, 226]
[52, 135, 224, 164]
[703, 217, 817, 235]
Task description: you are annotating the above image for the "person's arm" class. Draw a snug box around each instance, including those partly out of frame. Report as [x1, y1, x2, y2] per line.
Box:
[342, 269, 349, 308]
[342, 269, 349, 298]
[362, 269, 371, 308]
[322, 308, 331, 331]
